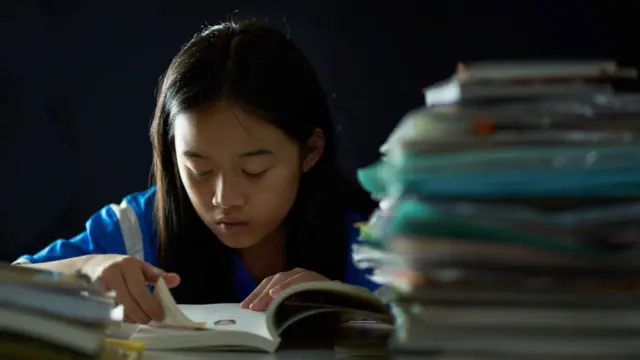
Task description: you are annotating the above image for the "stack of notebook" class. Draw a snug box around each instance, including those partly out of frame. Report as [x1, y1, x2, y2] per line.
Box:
[423, 60, 637, 106]
[354, 61, 640, 357]
[0, 262, 127, 360]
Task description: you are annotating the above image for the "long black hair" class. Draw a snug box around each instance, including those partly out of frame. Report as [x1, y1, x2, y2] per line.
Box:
[150, 20, 370, 304]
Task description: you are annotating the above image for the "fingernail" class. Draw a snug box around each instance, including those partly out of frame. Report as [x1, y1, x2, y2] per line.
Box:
[249, 301, 264, 311]
[164, 273, 181, 286]
[269, 287, 281, 297]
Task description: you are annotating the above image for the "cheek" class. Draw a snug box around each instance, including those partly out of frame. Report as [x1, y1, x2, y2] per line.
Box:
[178, 167, 213, 212]
[250, 167, 301, 224]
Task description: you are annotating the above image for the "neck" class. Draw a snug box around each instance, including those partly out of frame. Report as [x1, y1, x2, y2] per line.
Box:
[239, 229, 286, 282]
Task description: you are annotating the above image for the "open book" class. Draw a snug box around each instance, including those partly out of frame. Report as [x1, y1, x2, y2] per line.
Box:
[130, 279, 393, 352]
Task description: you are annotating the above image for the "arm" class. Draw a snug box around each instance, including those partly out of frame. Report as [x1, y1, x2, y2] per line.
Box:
[13, 201, 138, 275]
[17, 255, 95, 274]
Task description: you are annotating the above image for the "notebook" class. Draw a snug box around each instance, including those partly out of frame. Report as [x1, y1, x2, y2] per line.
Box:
[423, 60, 638, 107]
[1, 262, 119, 360]
[131, 279, 393, 352]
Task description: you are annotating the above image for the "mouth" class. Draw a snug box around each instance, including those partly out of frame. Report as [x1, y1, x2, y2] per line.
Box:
[216, 221, 250, 232]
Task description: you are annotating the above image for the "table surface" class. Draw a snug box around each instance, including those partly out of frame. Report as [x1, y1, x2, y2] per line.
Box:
[145, 349, 356, 360]
[136, 321, 640, 360]
[144, 349, 436, 360]
[138, 322, 419, 360]
[144, 349, 621, 360]
[137, 322, 497, 360]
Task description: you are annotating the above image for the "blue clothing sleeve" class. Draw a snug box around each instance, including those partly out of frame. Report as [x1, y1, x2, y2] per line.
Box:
[14, 205, 129, 264]
[14, 188, 158, 265]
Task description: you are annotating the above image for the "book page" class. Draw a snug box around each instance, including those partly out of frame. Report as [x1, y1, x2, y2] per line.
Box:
[180, 304, 273, 340]
[134, 310, 277, 353]
[265, 281, 392, 335]
[149, 278, 201, 328]
[148, 279, 274, 341]
[269, 281, 389, 315]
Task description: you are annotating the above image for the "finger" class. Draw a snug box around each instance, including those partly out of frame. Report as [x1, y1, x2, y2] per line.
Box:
[139, 261, 170, 284]
[250, 274, 289, 311]
[240, 276, 273, 309]
[109, 269, 151, 324]
[163, 273, 181, 288]
[123, 267, 165, 322]
[269, 271, 325, 297]
[250, 269, 307, 310]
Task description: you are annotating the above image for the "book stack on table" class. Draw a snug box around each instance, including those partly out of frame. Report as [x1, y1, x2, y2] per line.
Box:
[0, 262, 141, 359]
[353, 61, 640, 358]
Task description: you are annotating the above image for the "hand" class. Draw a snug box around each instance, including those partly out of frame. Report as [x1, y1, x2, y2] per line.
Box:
[240, 268, 329, 312]
[81, 254, 181, 324]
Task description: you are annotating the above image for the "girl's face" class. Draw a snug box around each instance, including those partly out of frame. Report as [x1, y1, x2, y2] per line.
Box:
[173, 101, 322, 249]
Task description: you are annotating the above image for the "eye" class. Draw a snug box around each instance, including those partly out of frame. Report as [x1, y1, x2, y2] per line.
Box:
[243, 169, 268, 179]
[188, 168, 212, 181]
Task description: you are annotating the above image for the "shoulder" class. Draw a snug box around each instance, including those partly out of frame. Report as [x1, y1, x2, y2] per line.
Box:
[107, 186, 158, 263]
[108, 187, 156, 222]
[120, 186, 157, 214]
[107, 187, 156, 240]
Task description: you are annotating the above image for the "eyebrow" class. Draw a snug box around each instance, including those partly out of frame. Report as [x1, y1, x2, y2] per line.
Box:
[238, 149, 274, 158]
[181, 148, 274, 159]
[182, 150, 209, 159]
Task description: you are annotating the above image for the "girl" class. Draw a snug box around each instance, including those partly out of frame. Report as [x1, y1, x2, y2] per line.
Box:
[13, 20, 379, 324]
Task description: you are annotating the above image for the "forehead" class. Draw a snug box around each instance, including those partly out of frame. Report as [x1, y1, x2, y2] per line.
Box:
[172, 102, 293, 155]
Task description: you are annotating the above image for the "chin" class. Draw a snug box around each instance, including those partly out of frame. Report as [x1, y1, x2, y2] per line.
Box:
[216, 235, 261, 249]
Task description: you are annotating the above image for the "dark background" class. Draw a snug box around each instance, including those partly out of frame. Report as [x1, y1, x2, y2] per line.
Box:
[2, 1, 639, 261]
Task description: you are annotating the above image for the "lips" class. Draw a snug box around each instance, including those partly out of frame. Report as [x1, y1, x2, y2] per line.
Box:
[215, 219, 250, 232]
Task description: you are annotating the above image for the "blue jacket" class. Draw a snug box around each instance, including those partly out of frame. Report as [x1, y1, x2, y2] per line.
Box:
[14, 187, 383, 301]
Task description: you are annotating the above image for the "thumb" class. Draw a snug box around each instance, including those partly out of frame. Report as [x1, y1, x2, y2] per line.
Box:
[163, 273, 181, 289]
[140, 261, 181, 288]
[139, 261, 167, 283]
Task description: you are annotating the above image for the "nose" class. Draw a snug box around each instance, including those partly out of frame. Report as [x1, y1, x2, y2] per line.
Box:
[211, 173, 245, 209]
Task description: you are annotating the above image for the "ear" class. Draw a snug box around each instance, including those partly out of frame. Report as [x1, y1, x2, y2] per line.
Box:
[302, 128, 325, 172]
